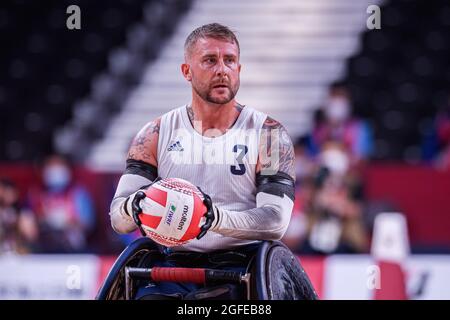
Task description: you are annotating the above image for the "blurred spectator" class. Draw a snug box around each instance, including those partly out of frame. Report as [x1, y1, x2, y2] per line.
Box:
[282, 136, 318, 251]
[290, 142, 369, 255]
[293, 136, 318, 184]
[26, 155, 96, 253]
[312, 83, 373, 169]
[282, 176, 314, 252]
[423, 95, 450, 170]
[0, 178, 38, 254]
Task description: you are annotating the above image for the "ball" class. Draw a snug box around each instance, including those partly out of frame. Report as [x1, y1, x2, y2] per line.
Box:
[138, 178, 207, 247]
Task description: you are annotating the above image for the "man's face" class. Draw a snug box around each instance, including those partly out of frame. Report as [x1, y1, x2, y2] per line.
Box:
[182, 37, 241, 105]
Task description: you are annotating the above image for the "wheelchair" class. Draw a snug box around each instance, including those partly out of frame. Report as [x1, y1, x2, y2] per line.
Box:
[96, 237, 318, 300]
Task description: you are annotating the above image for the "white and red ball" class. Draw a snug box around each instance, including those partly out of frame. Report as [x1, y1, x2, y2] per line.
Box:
[138, 178, 207, 247]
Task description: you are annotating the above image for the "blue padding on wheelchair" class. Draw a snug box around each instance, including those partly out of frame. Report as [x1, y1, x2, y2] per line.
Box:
[255, 241, 271, 300]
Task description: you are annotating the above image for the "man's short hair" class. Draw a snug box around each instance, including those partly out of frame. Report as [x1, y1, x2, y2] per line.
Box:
[184, 23, 240, 58]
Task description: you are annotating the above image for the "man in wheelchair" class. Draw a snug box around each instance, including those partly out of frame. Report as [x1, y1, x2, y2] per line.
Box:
[102, 23, 317, 300]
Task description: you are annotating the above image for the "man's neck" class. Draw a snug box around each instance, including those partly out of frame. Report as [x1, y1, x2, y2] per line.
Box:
[187, 95, 243, 137]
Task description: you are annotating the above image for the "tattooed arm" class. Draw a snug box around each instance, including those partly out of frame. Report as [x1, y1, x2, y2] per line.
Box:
[256, 116, 296, 181]
[127, 118, 161, 166]
[208, 116, 296, 241]
[109, 118, 161, 234]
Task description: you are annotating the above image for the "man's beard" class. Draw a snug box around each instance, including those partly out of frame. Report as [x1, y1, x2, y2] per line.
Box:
[193, 79, 240, 105]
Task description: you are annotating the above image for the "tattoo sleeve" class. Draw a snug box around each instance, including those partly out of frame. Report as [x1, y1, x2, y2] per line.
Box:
[110, 118, 160, 234]
[127, 118, 161, 165]
[258, 116, 296, 181]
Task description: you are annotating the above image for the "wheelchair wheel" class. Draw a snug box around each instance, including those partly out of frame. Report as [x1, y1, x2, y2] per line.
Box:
[96, 238, 162, 300]
[252, 241, 318, 300]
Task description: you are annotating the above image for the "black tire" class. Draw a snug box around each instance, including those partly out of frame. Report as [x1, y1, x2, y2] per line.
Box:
[253, 241, 318, 300]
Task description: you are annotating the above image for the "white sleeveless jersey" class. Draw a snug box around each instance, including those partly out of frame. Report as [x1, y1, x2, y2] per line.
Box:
[157, 105, 268, 252]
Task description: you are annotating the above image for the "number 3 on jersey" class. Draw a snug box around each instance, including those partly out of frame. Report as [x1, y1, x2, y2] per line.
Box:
[230, 144, 248, 175]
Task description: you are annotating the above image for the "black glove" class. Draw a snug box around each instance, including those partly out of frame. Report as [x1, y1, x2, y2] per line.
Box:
[127, 178, 161, 237]
[131, 190, 147, 237]
[196, 187, 216, 240]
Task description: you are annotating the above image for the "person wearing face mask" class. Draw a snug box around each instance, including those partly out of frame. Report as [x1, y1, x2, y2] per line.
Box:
[293, 136, 318, 183]
[296, 142, 369, 255]
[26, 155, 96, 253]
[312, 83, 374, 169]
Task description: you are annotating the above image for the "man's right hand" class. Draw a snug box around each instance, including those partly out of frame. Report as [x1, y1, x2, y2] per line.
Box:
[123, 186, 157, 237]
[123, 189, 143, 217]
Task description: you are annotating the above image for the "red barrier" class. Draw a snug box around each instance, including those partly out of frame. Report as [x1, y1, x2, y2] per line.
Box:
[365, 164, 450, 246]
[298, 256, 325, 299]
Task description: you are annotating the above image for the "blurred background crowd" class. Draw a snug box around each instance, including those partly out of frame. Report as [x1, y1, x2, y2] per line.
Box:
[1, 0, 450, 258]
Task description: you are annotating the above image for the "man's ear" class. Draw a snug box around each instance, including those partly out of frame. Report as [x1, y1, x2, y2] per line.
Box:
[238, 63, 241, 73]
[181, 63, 192, 81]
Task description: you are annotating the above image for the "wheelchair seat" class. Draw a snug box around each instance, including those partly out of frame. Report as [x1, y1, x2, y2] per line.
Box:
[96, 237, 318, 300]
